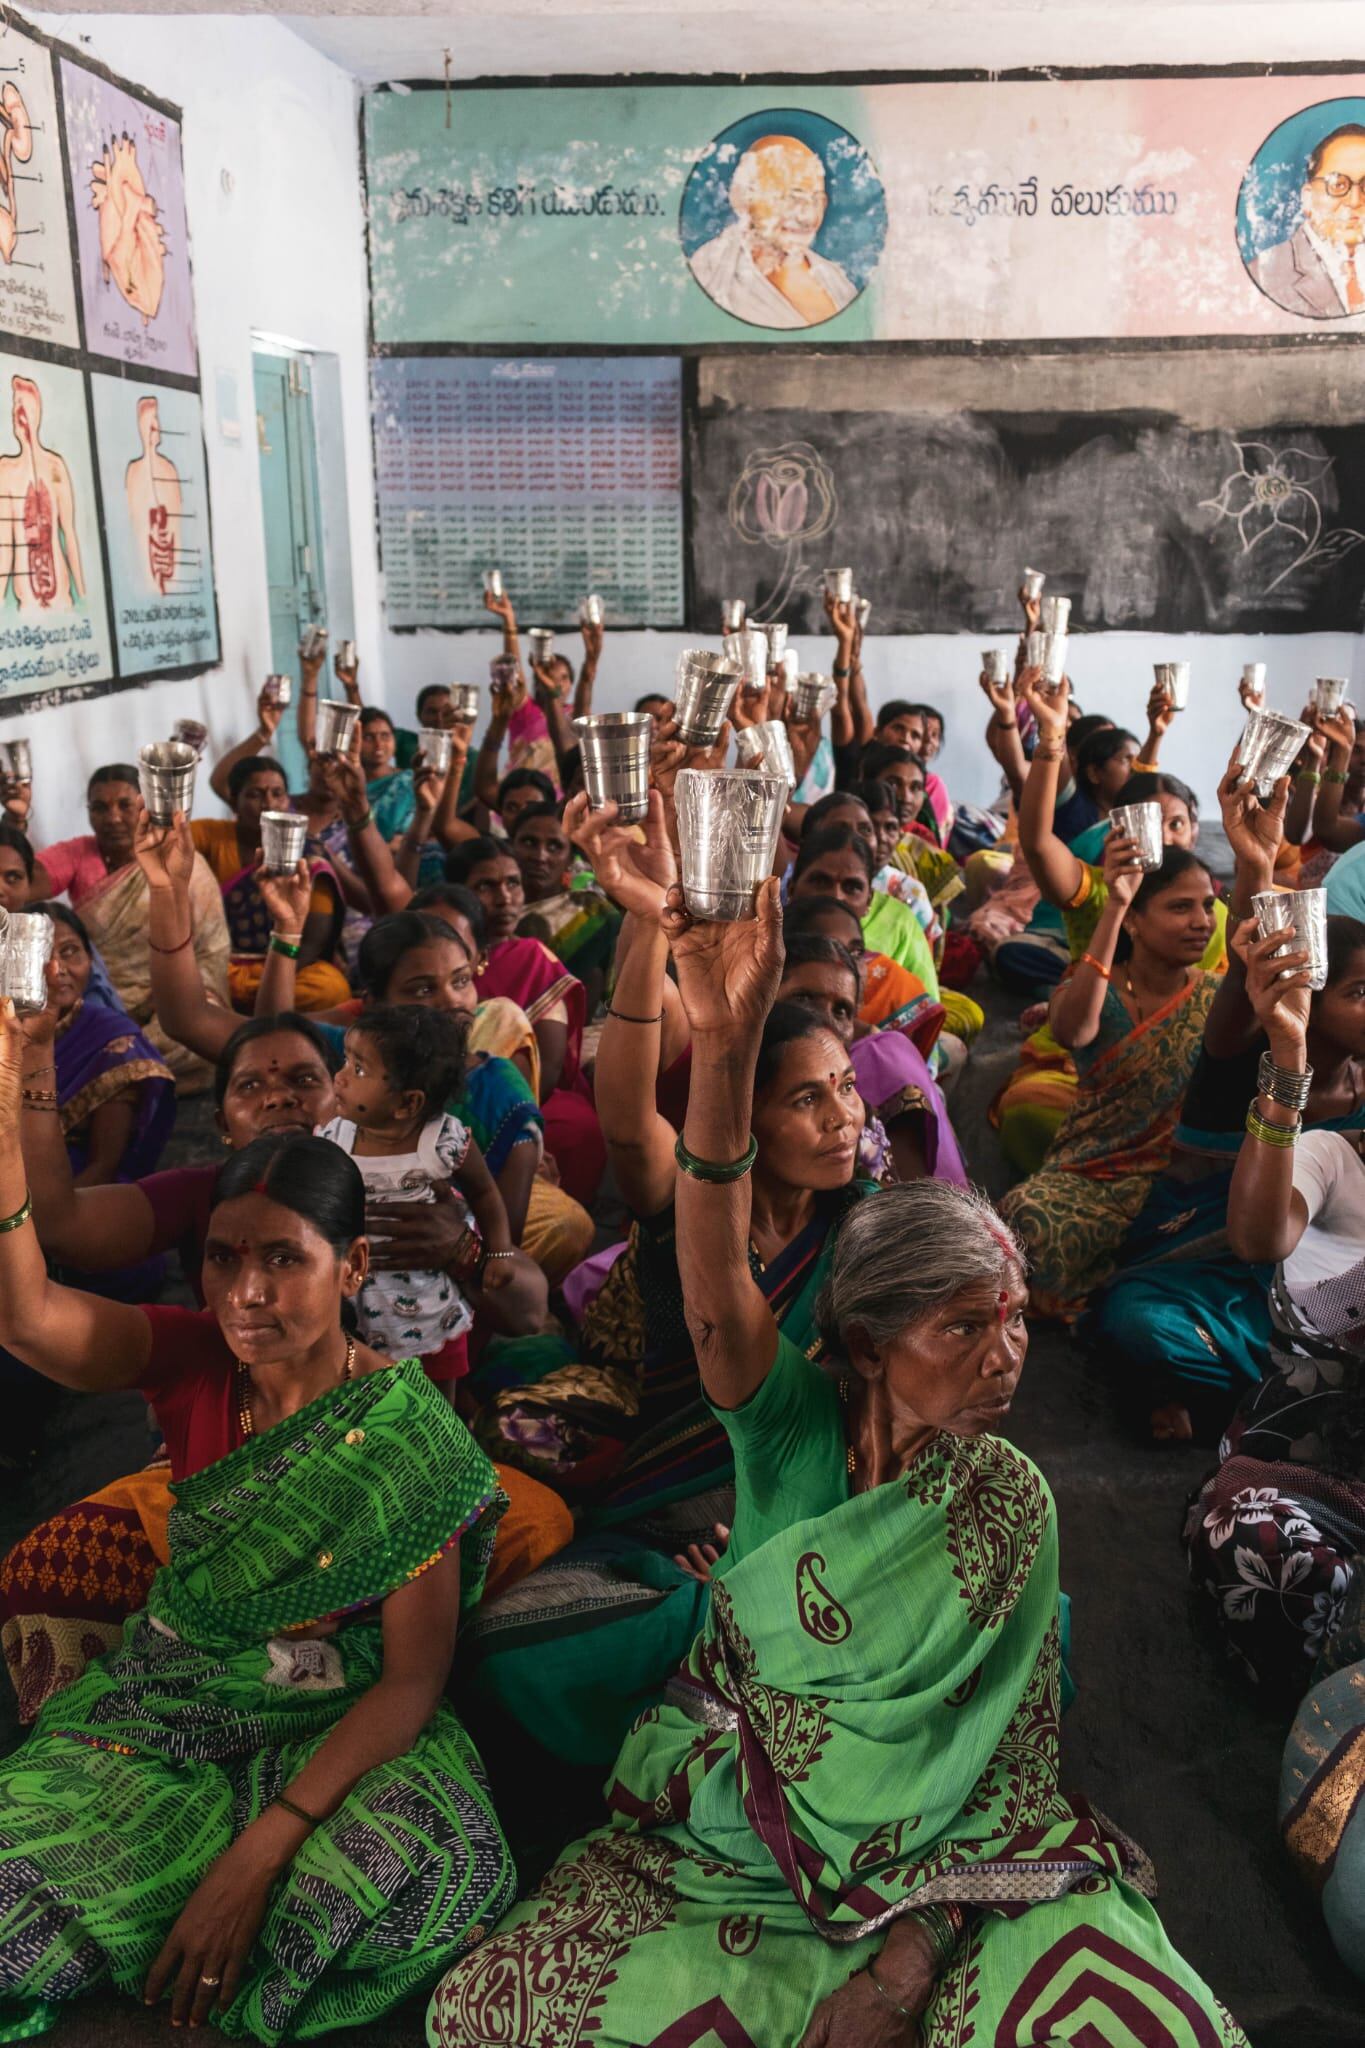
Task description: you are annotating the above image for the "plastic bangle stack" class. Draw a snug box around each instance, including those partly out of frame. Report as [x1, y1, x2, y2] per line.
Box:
[1246, 1100, 1299, 1149]
[1257, 1050, 1312, 1113]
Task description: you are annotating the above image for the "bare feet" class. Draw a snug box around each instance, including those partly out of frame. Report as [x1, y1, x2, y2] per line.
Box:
[1150, 1401, 1193, 1442]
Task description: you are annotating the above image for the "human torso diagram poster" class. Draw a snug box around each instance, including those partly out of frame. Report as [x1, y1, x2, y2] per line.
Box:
[0, 350, 112, 701]
[90, 375, 218, 671]
[0, 27, 78, 347]
[58, 57, 195, 375]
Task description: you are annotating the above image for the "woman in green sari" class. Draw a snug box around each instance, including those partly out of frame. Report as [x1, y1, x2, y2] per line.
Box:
[428, 880, 1246, 2048]
[0, 1045, 514, 2043]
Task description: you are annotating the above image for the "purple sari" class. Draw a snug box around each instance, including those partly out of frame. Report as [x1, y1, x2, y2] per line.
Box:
[850, 1029, 967, 1185]
[57, 1000, 175, 1182]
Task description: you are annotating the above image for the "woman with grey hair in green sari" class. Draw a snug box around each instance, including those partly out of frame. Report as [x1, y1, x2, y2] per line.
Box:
[428, 878, 1247, 2048]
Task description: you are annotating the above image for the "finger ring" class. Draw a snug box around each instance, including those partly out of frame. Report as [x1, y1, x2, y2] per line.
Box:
[199, 1974, 221, 1988]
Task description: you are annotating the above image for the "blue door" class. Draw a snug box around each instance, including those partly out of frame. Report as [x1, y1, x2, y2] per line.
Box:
[253, 348, 327, 789]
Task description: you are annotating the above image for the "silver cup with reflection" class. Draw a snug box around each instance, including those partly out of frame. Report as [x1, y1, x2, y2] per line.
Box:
[573, 712, 653, 824]
[138, 741, 197, 825]
[675, 768, 788, 921]
[1236, 709, 1311, 797]
[1253, 886, 1328, 990]
[2, 910, 52, 1016]
[1109, 800, 1164, 872]
[314, 700, 360, 758]
[260, 810, 307, 875]
[673, 651, 740, 747]
[734, 718, 797, 789]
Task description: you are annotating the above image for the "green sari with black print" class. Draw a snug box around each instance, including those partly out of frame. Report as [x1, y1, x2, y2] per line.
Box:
[0, 1358, 513, 2044]
[430, 1340, 1245, 2048]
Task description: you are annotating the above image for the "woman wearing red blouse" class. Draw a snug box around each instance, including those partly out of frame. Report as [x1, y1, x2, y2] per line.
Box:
[0, 1008, 514, 2039]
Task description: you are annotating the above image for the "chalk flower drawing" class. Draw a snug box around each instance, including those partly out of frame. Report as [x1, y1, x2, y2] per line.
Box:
[728, 442, 837, 618]
[1199, 440, 1365, 592]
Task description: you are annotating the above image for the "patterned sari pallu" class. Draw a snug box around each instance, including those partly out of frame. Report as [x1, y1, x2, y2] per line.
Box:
[0, 1359, 515, 2045]
[429, 1433, 1245, 2048]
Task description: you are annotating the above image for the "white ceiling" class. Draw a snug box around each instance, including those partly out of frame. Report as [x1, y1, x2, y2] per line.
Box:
[282, 4, 1365, 84]
[32, 3, 1365, 84]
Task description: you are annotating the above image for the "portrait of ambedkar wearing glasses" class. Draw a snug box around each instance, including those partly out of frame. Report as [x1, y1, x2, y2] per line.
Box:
[1249, 121, 1365, 318]
[686, 133, 859, 330]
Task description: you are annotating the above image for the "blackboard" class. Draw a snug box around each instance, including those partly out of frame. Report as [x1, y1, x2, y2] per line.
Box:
[687, 367, 1365, 635]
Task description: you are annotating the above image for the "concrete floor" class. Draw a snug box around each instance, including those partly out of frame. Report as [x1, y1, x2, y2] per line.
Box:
[3, 952, 1361, 2045]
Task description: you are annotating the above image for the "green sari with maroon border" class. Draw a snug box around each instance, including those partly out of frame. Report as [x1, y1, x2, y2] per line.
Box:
[431, 1420, 1246, 2048]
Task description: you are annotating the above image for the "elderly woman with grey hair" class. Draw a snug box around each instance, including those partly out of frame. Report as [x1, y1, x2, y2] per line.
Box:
[428, 882, 1247, 2048]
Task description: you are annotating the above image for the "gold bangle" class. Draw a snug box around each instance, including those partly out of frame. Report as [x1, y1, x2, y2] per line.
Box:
[0, 1187, 33, 1233]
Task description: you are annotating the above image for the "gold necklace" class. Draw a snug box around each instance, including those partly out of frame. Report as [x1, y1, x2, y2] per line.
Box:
[838, 1375, 857, 1478]
[236, 1335, 356, 1440]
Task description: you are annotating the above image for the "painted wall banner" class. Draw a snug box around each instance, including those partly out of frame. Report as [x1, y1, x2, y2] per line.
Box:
[90, 375, 219, 672]
[364, 73, 1365, 345]
[0, 26, 79, 348]
[372, 355, 684, 628]
[60, 57, 196, 376]
[0, 349, 113, 702]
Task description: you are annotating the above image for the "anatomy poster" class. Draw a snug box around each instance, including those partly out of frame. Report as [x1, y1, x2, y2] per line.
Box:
[91, 375, 218, 672]
[0, 351, 113, 705]
[59, 57, 195, 374]
[0, 26, 78, 348]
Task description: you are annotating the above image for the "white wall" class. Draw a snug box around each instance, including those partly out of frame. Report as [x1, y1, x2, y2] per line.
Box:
[373, 622, 1364, 815]
[23, 11, 375, 841]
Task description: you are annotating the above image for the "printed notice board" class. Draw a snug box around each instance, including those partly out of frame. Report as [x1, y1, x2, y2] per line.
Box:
[372, 355, 684, 628]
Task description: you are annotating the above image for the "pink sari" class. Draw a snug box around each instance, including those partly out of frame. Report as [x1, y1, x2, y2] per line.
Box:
[477, 937, 604, 1204]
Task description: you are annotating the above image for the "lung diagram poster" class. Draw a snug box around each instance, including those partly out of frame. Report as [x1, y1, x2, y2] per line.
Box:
[0, 350, 112, 702]
[90, 373, 218, 671]
[59, 57, 196, 374]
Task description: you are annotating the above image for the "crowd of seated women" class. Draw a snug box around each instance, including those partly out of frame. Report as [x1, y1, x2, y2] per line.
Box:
[0, 569, 1359, 2042]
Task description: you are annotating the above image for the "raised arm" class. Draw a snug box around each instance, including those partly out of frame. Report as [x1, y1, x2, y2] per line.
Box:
[21, 971, 160, 1270]
[208, 682, 285, 805]
[980, 665, 1027, 805]
[295, 644, 327, 756]
[823, 591, 859, 750]
[136, 810, 241, 1064]
[667, 878, 785, 1411]
[1134, 680, 1173, 771]
[1204, 754, 1289, 1059]
[474, 667, 523, 815]
[1046, 833, 1142, 1050]
[566, 790, 679, 1217]
[572, 613, 603, 720]
[1306, 707, 1364, 853]
[1017, 671, 1085, 905]
[0, 1000, 154, 1387]
[1226, 921, 1314, 1263]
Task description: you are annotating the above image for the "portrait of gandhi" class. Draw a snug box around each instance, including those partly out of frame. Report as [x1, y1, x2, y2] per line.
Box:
[686, 131, 862, 331]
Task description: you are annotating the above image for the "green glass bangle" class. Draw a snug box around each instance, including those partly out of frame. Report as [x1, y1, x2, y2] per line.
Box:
[1296, 770, 1323, 788]
[269, 935, 302, 960]
[0, 1187, 32, 1235]
[1245, 1101, 1299, 1149]
[1324, 770, 1349, 786]
[674, 1132, 758, 1184]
